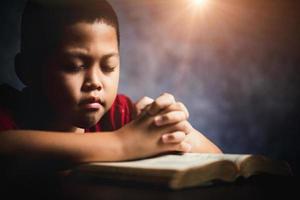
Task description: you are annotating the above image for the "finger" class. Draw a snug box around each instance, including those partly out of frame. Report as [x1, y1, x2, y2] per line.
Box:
[167, 141, 191, 153]
[177, 102, 189, 119]
[168, 121, 193, 135]
[154, 111, 187, 126]
[178, 142, 192, 152]
[147, 93, 176, 116]
[158, 102, 189, 119]
[161, 141, 191, 153]
[135, 96, 154, 116]
[161, 132, 186, 144]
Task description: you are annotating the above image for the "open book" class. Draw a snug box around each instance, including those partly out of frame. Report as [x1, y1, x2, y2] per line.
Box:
[72, 153, 292, 189]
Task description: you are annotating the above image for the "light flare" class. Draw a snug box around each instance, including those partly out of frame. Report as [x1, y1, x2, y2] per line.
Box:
[191, 0, 208, 7]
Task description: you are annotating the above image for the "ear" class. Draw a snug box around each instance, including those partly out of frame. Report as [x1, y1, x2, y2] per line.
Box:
[15, 52, 32, 86]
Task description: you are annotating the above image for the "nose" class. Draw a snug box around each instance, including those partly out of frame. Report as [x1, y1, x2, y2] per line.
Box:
[82, 66, 102, 91]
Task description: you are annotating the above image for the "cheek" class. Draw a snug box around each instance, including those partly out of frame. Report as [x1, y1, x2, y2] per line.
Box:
[104, 72, 119, 107]
[61, 74, 82, 102]
[44, 72, 83, 109]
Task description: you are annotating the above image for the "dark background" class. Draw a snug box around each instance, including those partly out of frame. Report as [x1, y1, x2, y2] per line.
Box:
[0, 0, 299, 175]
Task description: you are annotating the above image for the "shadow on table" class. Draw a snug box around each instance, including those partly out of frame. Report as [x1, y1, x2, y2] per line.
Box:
[0, 171, 297, 200]
[60, 174, 297, 200]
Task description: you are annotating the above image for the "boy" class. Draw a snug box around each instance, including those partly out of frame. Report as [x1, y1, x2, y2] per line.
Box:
[0, 0, 221, 174]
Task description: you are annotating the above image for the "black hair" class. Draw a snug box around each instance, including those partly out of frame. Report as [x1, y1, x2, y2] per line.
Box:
[21, 0, 120, 57]
[16, 0, 120, 86]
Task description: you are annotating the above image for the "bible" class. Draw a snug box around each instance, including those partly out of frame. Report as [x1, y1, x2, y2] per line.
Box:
[72, 153, 292, 189]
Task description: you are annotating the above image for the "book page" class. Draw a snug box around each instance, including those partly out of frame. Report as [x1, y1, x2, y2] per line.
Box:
[88, 153, 252, 170]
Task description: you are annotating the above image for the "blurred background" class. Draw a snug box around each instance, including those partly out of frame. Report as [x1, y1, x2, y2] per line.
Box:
[0, 0, 299, 175]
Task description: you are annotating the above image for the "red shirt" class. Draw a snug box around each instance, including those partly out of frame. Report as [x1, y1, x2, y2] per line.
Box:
[0, 85, 134, 132]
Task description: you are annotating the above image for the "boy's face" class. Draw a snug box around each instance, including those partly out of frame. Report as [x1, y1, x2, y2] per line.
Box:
[41, 21, 119, 130]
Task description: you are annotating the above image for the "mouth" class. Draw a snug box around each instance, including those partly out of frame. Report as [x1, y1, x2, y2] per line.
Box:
[79, 97, 104, 111]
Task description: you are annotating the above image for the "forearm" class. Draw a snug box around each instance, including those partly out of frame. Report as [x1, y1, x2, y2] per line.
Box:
[0, 130, 125, 165]
[189, 128, 223, 153]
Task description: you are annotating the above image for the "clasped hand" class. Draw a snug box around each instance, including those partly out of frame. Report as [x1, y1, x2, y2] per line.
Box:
[117, 93, 195, 160]
[135, 93, 192, 150]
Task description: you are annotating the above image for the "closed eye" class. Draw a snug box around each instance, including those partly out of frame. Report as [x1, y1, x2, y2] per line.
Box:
[63, 61, 88, 73]
[102, 64, 117, 73]
[100, 54, 119, 74]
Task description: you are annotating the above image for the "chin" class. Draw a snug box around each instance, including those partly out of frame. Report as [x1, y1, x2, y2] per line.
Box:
[75, 113, 102, 129]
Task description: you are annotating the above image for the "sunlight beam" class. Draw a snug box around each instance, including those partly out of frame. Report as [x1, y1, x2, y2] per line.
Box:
[191, 0, 208, 7]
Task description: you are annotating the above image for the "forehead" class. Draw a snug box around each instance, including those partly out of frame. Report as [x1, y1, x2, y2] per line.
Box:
[58, 21, 119, 54]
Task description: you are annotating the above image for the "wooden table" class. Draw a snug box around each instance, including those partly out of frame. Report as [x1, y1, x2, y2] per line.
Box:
[1, 173, 297, 200]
